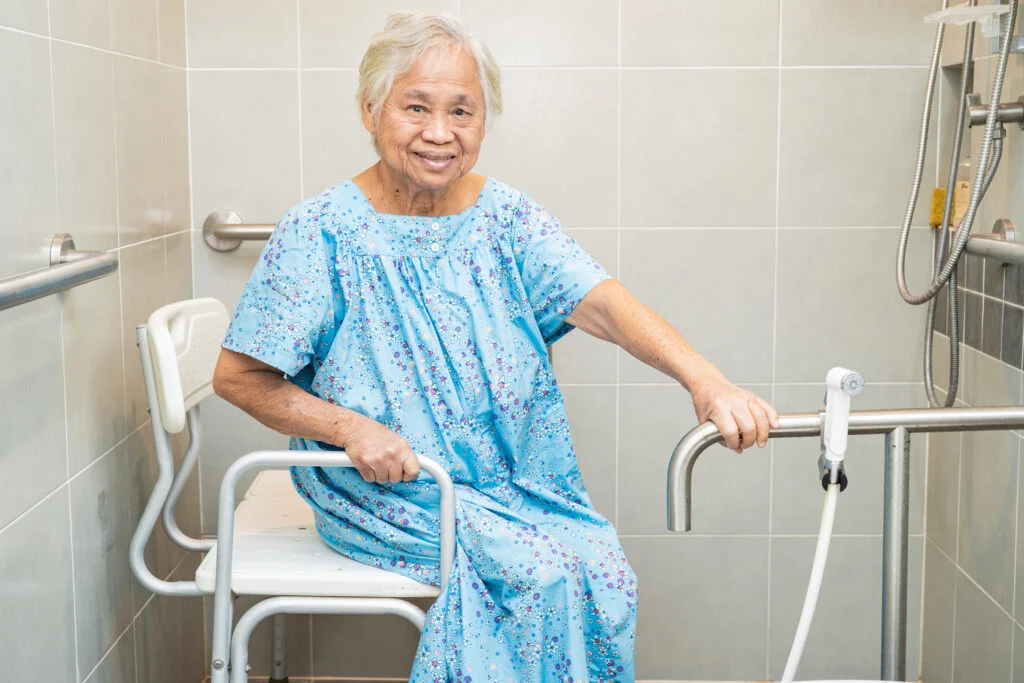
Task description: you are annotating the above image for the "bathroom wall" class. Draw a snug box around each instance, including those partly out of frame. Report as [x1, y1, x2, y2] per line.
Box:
[922, 7, 1024, 682]
[0, 1, 205, 681]
[185, 0, 942, 680]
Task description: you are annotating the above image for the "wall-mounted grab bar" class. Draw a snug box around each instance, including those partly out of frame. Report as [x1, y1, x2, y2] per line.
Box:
[0, 234, 119, 312]
[203, 210, 273, 252]
[964, 219, 1024, 265]
[668, 404, 1024, 681]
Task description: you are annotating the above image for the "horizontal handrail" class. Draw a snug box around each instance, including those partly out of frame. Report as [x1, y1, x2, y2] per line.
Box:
[965, 232, 1024, 265]
[0, 234, 118, 312]
[668, 405, 1024, 532]
[203, 210, 273, 252]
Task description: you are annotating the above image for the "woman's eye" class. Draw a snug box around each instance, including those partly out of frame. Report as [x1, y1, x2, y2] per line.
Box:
[453, 108, 467, 116]
[408, 105, 425, 113]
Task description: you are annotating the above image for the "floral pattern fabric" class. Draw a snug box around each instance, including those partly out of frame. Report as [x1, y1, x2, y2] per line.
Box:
[224, 178, 637, 682]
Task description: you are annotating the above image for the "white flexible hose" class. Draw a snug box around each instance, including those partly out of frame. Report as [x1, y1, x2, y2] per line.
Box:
[781, 483, 840, 682]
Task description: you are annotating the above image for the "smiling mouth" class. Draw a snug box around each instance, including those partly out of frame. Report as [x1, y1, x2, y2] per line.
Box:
[415, 152, 456, 164]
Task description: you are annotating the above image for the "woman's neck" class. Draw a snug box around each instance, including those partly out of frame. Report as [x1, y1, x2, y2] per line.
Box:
[355, 163, 479, 217]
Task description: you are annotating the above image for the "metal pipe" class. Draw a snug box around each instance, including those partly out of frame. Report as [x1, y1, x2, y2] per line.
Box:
[162, 407, 214, 553]
[881, 427, 911, 681]
[210, 450, 457, 683]
[229, 597, 428, 683]
[203, 210, 274, 252]
[967, 96, 1024, 127]
[965, 232, 1024, 265]
[269, 613, 287, 683]
[668, 405, 1024, 532]
[0, 233, 118, 312]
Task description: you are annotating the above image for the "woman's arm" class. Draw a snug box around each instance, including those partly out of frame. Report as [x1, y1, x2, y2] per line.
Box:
[565, 279, 778, 452]
[212, 349, 420, 482]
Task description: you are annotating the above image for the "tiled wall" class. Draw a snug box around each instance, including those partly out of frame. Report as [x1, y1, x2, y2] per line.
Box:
[0, 1, 204, 681]
[185, 1, 943, 681]
[921, 12, 1024, 682]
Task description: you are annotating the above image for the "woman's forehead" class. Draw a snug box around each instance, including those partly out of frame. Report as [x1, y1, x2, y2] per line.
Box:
[392, 47, 483, 100]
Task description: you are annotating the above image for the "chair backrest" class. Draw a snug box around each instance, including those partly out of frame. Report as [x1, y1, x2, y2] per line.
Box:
[146, 297, 229, 433]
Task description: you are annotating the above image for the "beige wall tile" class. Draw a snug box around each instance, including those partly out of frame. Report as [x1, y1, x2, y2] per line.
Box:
[69, 444, 133, 676]
[189, 70, 301, 233]
[623, 0, 779, 67]
[927, 430, 961, 558]
[120, 239, 167, 431]
[621, 69, 778, 227]
[476, 68, 618, 227]
[0, 0, 48, 35]
[0, 298, 67, 529]
[779, 68, 935, 227]
[922, 541, 956, 683]
[83, 627, 134, 683]
[52, 42, 118, 252]
[114, 56, 165, 246]
[299, 0, 459, 68]
[0, 491, 78, 681]
[63, 272, 126, 476]
[769, 537, 923, 680]
[51, 0, 111, 50]
[135, 592, 186, 683]
[774, 228, 930, 382]
[781, 0, 937, 66]
[562, 385, 616, 523]
[953, 569, 1013, 683]
[158, 0, 187, 67]
[187, 0, 298, 67]
[618, 384, 771, 535]
[166, 230, 194, 302]
[622, 536, 768, 680]
[312, 610, 422, 677]
[463, 0, 617, 67]
[110, 0, 159, 61]
[160, 67, 192, 235]
[0, 30, 58, 281]
[958, 429, 1018, 613]
[300, 69, 378, 195]
[959, 345, 1023, 407]
[619, 229, 775, 383]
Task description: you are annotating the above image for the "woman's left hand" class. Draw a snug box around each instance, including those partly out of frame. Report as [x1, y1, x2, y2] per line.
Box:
[689, 373, 779, 453]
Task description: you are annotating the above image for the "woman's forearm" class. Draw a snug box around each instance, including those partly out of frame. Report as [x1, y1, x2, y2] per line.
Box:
[212, 349, 366, 447]
[567, 280, 724, 392]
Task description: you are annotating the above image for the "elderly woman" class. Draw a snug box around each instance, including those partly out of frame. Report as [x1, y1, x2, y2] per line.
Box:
[214, 10, 777, 682]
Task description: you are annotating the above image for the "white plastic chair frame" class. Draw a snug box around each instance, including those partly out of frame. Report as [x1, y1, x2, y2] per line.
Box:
[128, 310, 456, 683]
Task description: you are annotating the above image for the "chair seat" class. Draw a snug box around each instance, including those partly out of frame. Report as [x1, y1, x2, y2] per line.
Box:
[195, 487, 440, 599]
[244, 468, 297, 499]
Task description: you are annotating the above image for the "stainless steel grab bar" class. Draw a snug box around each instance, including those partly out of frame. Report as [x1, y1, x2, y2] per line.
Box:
[0, 234, 119, 312]
[668, 403, 1024, 681]
[668, 405, 1024, 533]
[963, 218, 1024, 266]
[203, 210, 274, 252]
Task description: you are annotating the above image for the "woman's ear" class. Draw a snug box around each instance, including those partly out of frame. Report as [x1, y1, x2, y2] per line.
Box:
[361, 98, 376, 135]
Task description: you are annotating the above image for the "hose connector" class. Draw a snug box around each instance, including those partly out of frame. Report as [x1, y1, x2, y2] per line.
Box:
[817, 367, 864, 492]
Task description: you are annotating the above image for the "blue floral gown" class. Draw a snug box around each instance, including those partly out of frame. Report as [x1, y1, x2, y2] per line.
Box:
[224, 178, 638, 682]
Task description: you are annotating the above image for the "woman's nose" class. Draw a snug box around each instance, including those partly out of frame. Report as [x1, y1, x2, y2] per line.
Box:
[422, 114, 454, 143]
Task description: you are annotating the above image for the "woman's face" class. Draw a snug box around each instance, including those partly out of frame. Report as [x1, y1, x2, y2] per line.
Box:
[364, 45, 486, 193]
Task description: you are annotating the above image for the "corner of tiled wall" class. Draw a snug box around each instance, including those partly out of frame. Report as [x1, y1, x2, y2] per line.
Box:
[0, 0, 203, 680]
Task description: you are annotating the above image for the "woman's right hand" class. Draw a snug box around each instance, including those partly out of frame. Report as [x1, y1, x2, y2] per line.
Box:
[340, 416, 421, 483]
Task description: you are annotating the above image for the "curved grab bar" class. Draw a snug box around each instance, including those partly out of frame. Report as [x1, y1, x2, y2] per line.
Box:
[0, 234, 118, 312]
[668, 405, 1024, 532]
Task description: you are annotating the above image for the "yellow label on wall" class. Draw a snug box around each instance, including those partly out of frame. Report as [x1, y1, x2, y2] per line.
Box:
[953, 181, 970, 227]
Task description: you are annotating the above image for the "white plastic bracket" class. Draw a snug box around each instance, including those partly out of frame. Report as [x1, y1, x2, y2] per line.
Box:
[925, 4, 1011, 39]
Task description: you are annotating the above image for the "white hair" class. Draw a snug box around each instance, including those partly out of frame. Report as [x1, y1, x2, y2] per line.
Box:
[357, 11, 502, 145]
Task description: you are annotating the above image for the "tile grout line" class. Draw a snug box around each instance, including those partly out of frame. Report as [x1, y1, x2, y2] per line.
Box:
[0, 23, 185, 71]
[614, 0, 622, 528]
[296, 0, 304, 201]
[766, 2, 784, 673]
[80, 616, 135, 683]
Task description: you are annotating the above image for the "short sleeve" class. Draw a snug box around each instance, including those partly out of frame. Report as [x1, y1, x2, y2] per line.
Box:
[511, 194, 612, 345]
[222, 209, 341, 377]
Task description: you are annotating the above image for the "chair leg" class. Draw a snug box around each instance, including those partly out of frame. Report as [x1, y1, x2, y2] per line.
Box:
[269, 613, 288, 683]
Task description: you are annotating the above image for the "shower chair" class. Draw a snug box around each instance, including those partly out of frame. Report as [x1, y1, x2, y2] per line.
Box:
[129, 297, 456, 683]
